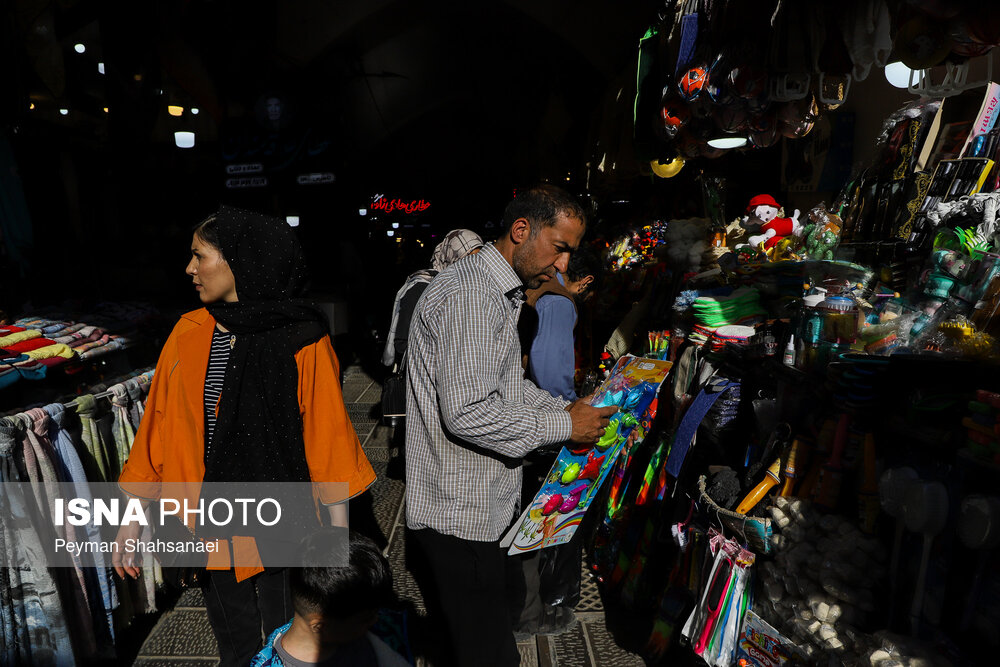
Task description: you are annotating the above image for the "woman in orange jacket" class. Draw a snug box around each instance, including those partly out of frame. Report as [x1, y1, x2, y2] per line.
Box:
[114, 205, 376, 666]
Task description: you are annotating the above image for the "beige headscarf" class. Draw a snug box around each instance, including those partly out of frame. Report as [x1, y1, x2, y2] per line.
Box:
[430, 229, 484, 272]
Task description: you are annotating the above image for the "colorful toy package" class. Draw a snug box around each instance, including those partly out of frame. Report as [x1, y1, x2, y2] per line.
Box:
[504, 356, 672, 555]
[736, 611, 806, 667]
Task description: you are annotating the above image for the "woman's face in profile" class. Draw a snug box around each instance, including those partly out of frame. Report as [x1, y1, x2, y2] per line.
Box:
[186, 234, 238, 304]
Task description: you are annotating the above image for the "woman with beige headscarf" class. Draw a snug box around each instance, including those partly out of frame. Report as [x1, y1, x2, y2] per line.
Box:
[382, 229, 483, 367]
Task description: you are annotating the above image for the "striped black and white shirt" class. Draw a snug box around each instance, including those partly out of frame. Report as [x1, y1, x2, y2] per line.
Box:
[204, 326, 235, 455]
[404, 243, 572, 541]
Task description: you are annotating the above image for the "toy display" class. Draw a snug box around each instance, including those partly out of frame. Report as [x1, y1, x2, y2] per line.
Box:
[742, 195, 802, 252]
[504, 356, 671, 555]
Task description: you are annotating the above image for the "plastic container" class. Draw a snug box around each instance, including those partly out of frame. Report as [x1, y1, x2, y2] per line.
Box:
[819, 296, 859, 344]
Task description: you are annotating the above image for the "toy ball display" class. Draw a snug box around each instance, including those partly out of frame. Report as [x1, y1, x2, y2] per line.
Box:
[729, 63, 768, 99]
[679, 65, 709, 101]
[778, 96, 819, 139]
[716, 105, 748, 133]
[750, 125, 780, 148]
[660, 100, 690, 129]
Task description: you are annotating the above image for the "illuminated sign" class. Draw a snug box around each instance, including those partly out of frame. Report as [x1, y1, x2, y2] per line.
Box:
[297, 172, 335, 185]
[371, 194, 430, 214]
[225, 163, 263, 174]
[225, 177, 268, 189]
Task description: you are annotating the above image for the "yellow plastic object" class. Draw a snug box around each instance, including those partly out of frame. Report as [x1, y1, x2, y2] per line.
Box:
[779, 440, 804, 497]
[650, 157, 685, 178]
[736, 459, 782, 515]
[939, 321, 974, 338]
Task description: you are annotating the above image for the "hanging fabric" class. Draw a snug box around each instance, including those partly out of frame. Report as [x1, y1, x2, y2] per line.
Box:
[0, 420, 75, 665]
[20, 409, 97, 659]
[109, 385, 135, 480]
[44, 402, 118, 646]
[71, 394, 111, 482]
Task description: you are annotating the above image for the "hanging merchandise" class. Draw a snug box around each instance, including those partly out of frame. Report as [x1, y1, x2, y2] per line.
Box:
[0, 368, 156, 663]
[680, 530, 756, 666]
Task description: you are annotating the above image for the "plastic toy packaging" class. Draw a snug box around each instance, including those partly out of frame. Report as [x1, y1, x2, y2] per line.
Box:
[798, 204, 843, 261]
[503, 356, 672, 555]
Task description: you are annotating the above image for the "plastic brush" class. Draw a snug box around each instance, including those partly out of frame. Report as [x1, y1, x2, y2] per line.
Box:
[957, 495, 1000, 632]
[735, 459, 782, 515]
[903, 480, 949, 636]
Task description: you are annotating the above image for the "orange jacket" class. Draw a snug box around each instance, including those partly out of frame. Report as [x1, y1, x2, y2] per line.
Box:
[119, 308, 376, 579]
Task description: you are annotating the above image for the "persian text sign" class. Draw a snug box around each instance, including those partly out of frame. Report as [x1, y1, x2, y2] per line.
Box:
[371, 194, 430, 214]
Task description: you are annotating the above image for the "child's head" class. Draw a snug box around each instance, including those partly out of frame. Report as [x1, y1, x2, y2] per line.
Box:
[290, 530, 394, 645]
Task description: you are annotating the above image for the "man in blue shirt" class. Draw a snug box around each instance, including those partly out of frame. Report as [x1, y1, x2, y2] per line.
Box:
[526, 249, 598, 400]
[516, 247, 601, 638]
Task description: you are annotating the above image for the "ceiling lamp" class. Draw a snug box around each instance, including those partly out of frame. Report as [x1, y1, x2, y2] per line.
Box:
[707, 136, 748, 149]
[174, 131, 195, 148]
[885, 61, 914, 89]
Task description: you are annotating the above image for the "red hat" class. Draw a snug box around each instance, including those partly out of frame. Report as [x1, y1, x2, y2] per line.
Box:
[747, 194, 780, 212]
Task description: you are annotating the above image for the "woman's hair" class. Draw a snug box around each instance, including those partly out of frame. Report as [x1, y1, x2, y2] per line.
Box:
[193, 213, 223, 256]
[290, 530, 394, 619]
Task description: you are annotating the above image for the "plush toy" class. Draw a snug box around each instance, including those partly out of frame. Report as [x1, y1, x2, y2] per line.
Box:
[743, 194, 802, 250]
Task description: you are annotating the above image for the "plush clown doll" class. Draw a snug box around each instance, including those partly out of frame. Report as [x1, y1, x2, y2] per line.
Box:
[743, 194, 802, 250]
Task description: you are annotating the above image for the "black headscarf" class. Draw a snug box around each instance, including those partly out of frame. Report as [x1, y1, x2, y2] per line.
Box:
[201, 205, 328, 484]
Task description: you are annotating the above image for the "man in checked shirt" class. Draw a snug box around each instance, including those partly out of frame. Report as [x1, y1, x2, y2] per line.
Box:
[405, 185, 617, 666]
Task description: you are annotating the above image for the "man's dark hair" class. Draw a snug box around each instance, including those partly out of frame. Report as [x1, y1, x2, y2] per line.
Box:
[566, 246, 601, 284]
[502, 185, 586, 238]
[290, 530, 394, 619]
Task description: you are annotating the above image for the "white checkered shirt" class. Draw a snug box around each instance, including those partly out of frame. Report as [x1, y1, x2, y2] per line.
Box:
[405, 243, 573, 541]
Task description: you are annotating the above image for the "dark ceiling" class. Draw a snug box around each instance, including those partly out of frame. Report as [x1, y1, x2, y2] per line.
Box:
[2, 0, 662, 307]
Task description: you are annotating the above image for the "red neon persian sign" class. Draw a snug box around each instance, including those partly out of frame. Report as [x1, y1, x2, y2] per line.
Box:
[371, 194, 430, 214]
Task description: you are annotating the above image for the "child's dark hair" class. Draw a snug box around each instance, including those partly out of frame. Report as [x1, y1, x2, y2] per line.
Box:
[566, 246, 601, 284]
[290, 530, 394, 619]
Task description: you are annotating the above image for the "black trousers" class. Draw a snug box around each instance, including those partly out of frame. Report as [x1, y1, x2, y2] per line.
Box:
[408, 527, 523, 667]
[201, 568, 292, 667]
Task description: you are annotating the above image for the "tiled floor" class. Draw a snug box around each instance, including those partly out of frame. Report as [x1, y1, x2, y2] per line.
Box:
[132, 366, 644, 666]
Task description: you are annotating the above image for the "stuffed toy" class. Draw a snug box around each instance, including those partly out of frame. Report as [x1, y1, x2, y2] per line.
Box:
[742, 194, 802, 250]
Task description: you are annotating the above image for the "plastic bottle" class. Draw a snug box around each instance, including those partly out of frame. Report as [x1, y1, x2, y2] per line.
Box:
[782, 335, 796, 366]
